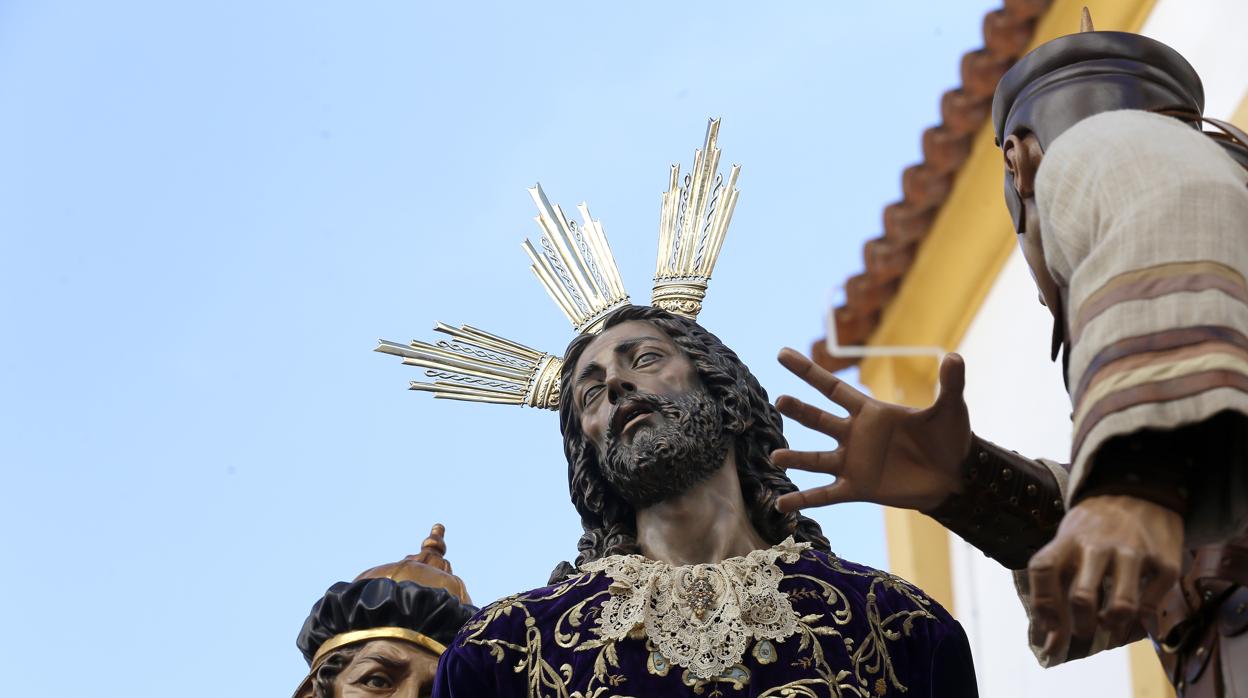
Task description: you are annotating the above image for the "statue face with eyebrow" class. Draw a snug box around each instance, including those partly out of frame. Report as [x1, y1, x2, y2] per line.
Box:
[568, 319, 729, 510]
[302, 639, 439, 698]
[552, 304, 830, 579]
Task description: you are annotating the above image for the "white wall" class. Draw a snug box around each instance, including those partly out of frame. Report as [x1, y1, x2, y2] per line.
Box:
[1140, 0, 1248, 121]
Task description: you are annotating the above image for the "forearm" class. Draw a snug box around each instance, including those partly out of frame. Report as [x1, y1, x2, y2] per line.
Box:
[1077, 411, 1248, 507]
[928, 435, 1066, 570]
[1078, 410, 1248, 544]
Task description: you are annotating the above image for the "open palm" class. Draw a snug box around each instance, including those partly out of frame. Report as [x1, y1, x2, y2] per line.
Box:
[772, 348, 973, 514]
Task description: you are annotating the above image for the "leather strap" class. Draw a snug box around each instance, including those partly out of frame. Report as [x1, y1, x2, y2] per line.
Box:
[1219, 587, 1248, 638]
[1153, 108, 1248, 173]
[1192, 543, 1248, 590]
[1157, 539, 1248, 696]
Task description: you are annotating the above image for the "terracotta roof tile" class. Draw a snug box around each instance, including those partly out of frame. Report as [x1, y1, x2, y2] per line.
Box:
[816, 1, 1050, 372]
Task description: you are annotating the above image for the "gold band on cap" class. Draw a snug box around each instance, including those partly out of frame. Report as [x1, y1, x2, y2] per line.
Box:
[311, 627, 447, 670]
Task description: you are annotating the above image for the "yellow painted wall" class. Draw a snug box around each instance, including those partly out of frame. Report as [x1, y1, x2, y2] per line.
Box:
[1231, 89, 1248, 129]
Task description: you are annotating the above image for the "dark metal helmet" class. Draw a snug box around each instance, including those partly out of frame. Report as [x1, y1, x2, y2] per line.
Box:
[991, 30, 1204, 234]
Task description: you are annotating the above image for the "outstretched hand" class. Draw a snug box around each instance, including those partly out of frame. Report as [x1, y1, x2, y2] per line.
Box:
[772, 348, 973, 513]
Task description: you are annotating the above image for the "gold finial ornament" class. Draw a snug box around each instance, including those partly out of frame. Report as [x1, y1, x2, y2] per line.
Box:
[523, 184, 631, 334]
[1080, 6, 1095, 32]
[419, 523, 450, 562]
[375, 323, 562, 408]
[378, 118, 741, 409]
[353, 522, 473, 605]
[652, 118, 740, 321]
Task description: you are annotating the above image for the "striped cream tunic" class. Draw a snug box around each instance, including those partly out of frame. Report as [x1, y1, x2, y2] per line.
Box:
[1012, 109, 1248, 668]
[1036, 109, 1248, 515]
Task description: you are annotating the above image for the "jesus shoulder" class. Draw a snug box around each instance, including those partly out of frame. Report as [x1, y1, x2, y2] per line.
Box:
[787, 548, 979, 697]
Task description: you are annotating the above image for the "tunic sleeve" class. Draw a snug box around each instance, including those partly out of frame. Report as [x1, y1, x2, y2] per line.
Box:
[1035, 109, 1248, 540]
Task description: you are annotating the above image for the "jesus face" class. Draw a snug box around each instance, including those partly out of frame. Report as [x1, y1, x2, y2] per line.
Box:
[569, 320, 729, 508]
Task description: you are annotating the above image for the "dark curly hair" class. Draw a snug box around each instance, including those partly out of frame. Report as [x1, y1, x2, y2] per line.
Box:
[549, 305, 830, 582]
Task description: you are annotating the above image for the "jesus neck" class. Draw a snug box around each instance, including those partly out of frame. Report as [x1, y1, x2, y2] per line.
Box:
[633, 452, 770, 566]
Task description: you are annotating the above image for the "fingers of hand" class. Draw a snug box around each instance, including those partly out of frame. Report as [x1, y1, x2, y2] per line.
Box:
[775, 481, 853, 513]
[1099, 550, 1142, 638]
[775, 395, 848, 438]
[771, 448, 845, 476]
[1138, 508, 1183, 620]
[1028, 545, 1071, 659]
[1041, 629, 1070, 666]
[1139, 552, 1181, 619]
[777, 347, 866, 412]
[936, 353, 966, 401]
[777, 347, 814, 374]
[1070, 545, 1111, 639]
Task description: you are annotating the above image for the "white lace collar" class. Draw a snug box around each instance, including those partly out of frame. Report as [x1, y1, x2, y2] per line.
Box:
[580, 537, 809, 679]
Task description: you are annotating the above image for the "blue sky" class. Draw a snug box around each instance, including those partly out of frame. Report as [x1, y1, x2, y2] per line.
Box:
[0, 2, 997, 693]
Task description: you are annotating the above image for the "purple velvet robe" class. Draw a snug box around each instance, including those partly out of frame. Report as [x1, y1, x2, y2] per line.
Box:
[432, 548, 977, 697]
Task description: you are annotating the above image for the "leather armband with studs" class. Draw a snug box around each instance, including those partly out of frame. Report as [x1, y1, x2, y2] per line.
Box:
[927, 436, 1067, 570]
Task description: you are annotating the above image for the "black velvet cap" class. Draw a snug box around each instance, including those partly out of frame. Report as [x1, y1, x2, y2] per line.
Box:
[296, 577, 477, 665]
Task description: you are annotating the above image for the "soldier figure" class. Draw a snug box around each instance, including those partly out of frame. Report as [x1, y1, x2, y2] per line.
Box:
[293, 524, 476, 698]
[775, 13, 1248, 696]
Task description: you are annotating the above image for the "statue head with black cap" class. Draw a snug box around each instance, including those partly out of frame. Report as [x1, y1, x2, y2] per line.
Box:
[990, 9, 1208, 355]
[293, 524, 477, 698]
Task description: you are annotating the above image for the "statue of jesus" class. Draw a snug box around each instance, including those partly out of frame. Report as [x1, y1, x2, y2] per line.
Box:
[430, 305, 979, 697]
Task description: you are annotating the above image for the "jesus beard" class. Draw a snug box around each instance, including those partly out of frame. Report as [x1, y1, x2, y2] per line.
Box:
[599, 388, 731, 510]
